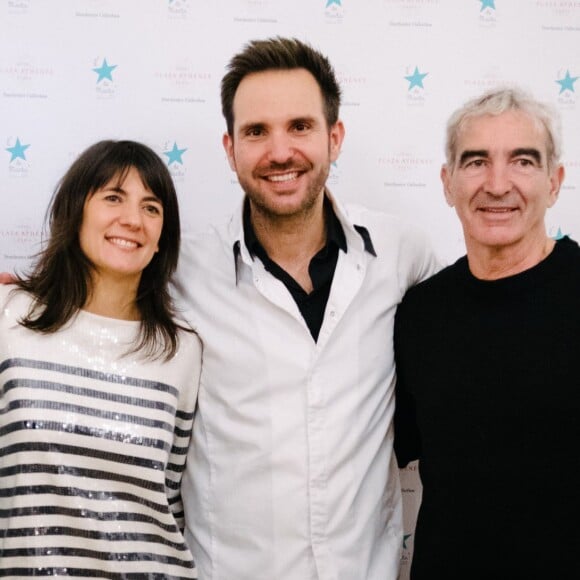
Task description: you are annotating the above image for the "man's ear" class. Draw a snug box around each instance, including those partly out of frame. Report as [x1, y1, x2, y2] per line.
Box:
[441, 164, 455, 207]
[547, 163, 565, 208]
[329, 120, 345, 163]
[222, 132, 236, 171]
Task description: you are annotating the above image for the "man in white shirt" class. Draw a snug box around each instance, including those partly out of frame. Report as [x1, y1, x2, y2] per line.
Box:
[176, 37, 439, 579]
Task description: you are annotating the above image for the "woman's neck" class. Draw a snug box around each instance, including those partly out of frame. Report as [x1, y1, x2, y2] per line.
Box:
[83, 275, 141, 321]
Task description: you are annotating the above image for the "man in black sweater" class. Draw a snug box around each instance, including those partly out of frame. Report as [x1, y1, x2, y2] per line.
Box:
[394, 87, 580, 579]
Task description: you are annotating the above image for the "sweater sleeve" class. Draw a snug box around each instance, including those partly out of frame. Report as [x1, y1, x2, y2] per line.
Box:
[393, 298, 422, 468]
[165, 332, 202, 532]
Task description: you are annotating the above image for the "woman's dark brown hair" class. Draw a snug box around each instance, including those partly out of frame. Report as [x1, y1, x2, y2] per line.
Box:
[17, 139, 185, 360]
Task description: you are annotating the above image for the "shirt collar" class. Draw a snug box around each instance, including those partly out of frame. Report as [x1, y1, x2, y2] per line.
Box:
[354, 224, 376, 257]
[242, 196, 347, 259]
[232, 191, 377, 278]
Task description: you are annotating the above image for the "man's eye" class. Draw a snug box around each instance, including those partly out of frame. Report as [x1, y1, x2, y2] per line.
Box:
[515, 158, 534, 167]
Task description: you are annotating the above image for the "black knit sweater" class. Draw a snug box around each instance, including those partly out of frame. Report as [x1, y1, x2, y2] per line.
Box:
[394, 237, 580, 579]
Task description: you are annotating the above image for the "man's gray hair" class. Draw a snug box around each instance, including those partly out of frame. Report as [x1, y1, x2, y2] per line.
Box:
[445, 87, 562, 170]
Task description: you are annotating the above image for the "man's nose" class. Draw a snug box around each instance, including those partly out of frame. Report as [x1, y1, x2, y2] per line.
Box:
[267, 131, 294, 164]
[484, 163, 512, 197]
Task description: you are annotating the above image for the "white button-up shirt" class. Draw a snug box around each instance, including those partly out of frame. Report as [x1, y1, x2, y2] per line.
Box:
[177, 194, 438, 580]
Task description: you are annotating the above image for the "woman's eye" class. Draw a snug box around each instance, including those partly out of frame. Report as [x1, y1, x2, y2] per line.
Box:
[144, 204, 162, 215]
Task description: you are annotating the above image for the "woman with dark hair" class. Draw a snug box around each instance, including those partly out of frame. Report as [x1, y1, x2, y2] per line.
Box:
[0, 140, 200, 577]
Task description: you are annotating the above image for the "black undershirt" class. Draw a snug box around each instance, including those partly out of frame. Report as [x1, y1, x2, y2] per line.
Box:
[243, 197, 346, 342]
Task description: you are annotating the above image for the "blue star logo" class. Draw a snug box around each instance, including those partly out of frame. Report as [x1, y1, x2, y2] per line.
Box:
[326, 0, 342, 6]
[403, 533, 413, 550]
[405, 66, 428, 90]
[556, 70, 578, 94]
[479, 0, 496, 10]
[551, 227, 566, 241]
[164, 142, 187, 166]
[92, 58, 118, 83]
[5, 137, 30, 162]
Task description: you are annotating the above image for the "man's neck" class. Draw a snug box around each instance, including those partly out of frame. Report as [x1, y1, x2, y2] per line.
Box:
[249, 196, 327, 292]
[467, 235, 556, 280]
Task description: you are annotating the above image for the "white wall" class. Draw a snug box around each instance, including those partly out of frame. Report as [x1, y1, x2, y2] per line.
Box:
[2, 1, 579, 577]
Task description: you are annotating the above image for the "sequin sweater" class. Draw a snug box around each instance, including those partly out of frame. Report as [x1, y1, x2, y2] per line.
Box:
[0, 285, 201, 579]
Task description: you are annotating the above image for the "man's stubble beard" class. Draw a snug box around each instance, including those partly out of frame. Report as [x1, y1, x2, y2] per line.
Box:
[239, 157, 331, 223]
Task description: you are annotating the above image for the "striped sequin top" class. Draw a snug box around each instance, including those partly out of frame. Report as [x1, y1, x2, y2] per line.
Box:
[0, 285, 201, 578]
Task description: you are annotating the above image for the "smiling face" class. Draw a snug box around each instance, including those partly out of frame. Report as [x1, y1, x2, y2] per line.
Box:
[79, 166, 164, 288]
[223, 68, 344, 222]
[441, 110, 564, 261]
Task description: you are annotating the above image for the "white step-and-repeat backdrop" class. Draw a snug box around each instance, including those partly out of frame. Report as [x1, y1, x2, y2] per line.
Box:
[2, 1, 579, 577]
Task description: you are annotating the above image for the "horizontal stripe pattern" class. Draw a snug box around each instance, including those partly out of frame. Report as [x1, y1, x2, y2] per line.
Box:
[0, 290, 200, 578]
